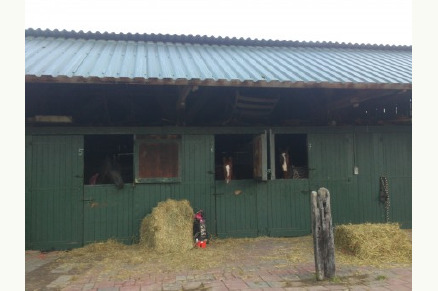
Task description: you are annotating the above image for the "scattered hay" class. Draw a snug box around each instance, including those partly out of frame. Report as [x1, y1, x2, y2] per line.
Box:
[57, 239, 130, 272]
[334, 223, 412, 267]
[139, 199, 194, 253]
[56, 227, 412, 281]
[56, 216, 412, 281]
[57, 236, 314, 280]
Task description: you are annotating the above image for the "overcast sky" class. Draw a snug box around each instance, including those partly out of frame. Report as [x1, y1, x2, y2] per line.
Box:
[25, 0, 412, 45]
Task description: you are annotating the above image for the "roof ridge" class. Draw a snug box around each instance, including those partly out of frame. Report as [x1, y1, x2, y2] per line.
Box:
[25, 28, 412, 51]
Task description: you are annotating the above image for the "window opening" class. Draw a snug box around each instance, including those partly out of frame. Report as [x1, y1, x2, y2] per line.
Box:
[84, 135, 134, 188]
[215, 134, 254, 181]
[135, 135, 181, 183]
[274, 134, 308, 179]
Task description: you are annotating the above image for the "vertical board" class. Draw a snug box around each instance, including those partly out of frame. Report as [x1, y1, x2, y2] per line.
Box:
[253, 132, 268, 181]
[267, 179, 311, 236]
[355, 131, 412, 227]
[25, 135, 32, 249]
[382, 132, 412, 228]
[269, 129, 276, 180]
[215, 180, 259, 237]
[308, 133, 357, 225]
[29, 135, 84, 250]
[355, 133, 386, 223]
[83, 185, 134, 244]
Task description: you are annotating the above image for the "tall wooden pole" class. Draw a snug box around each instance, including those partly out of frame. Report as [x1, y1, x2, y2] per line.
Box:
[311, 187, 336, 280]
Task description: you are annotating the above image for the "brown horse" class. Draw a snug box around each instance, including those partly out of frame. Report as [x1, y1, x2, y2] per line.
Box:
[223, 157, 233, 184]
[89, 156, 124, 189]
[279, 149, 300, 179]
[279, 149, 291, 179]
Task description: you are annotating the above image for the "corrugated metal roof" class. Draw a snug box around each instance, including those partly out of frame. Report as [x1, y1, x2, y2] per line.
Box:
[25, 29, 412, 89]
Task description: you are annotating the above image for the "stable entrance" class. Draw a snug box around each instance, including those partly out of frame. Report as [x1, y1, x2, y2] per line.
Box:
[26, 135, 84, 250]
[213, 132, 312, 237]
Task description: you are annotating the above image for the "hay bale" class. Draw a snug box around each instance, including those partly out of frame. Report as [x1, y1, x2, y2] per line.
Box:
[334, 223, 411, 263]
[139, 199, 194, 253]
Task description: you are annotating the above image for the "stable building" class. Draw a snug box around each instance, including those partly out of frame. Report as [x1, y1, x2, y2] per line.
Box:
[25, 28, 412, 250]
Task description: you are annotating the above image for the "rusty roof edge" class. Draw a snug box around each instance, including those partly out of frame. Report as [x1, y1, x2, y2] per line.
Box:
[25, 28, 412, 51]
[25, 75, 412, 90]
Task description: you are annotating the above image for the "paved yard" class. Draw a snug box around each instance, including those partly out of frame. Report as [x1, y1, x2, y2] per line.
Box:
[25, 236, 412, 290]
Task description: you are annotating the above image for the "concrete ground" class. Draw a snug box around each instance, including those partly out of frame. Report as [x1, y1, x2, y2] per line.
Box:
[25, 237, 412, 291]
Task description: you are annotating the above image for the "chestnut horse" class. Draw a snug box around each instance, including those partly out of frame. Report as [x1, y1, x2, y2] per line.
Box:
[279, 149, 300, 179]
[279, 150, 291, 179]
[223, 157, 233, 184]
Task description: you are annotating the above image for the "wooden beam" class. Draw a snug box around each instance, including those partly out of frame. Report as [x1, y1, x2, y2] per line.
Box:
[176, 86, 197, 125]
[328, 90, 401, 112]
[362, 91, 411, 107]
[177, 86, 193, 110]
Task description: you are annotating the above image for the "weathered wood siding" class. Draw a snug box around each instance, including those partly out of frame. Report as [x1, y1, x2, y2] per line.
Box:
[381, 132, 412, 227]
[25, 126, 412, 250]
[83, 185, 135, 244]
[308, 133, 359, 225]
[267, 179, 311, 236]
[25, 135, 32, 250]
[26, 135, 84, 250]
[215, 180, 259, 237]
[355, 132, 412, 227]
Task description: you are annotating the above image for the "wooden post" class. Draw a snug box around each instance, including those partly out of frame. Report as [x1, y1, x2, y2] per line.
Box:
[311, 187, 336, 280]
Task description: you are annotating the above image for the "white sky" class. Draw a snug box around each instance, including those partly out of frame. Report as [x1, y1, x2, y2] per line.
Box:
[25, 0, 412, 45]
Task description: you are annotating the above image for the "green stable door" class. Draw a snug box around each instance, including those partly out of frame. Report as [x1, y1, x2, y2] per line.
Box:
[307, 133, 358, 225]
[27, 135, 84, 250]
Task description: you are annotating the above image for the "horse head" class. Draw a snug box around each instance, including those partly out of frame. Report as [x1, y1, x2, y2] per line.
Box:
[98, 155, 124, 189]
[222, 156, 233, 184]
[279, 148, 290, 179]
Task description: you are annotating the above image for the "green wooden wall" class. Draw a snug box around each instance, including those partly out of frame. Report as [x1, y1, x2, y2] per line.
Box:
[25, 126, 412, 250]
[83, 185, 134, 244]
[308, 133, 359, 225]
[26, 135, 84, 250]
[267, 179, 311, 236]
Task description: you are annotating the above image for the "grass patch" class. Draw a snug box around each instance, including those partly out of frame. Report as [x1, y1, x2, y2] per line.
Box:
[376, 275, 387, 280]
[329, 276, 343, 283]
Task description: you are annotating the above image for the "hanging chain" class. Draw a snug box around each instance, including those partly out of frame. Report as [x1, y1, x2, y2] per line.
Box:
[380, 177, 390, 222]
